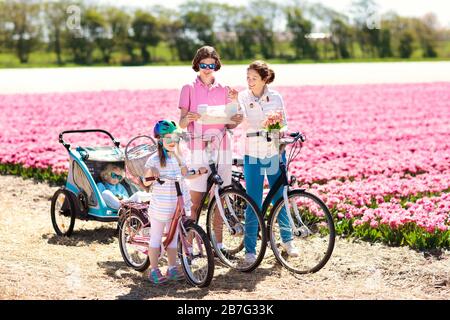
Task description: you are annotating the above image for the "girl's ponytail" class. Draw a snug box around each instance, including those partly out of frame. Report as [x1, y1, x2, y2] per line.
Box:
[266, 68, 275, 84]
[157, 141, 167, 168]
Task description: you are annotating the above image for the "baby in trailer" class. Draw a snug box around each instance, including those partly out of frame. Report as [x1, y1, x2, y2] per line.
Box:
[97, 164, 151, 210]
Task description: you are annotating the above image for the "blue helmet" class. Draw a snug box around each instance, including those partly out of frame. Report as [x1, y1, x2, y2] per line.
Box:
[153, 120, 179, 138]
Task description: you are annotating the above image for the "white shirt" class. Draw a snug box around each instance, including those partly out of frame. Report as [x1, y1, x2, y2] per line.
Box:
[144, 154, 192, 222]
[238, 86, 288, 159]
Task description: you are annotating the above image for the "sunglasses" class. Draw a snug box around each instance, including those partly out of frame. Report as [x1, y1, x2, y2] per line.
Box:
[163, 135, 181, 144]
[199, 63, 216, 70]
[111, 172, 123, 181]
[157, 120, 177, 126]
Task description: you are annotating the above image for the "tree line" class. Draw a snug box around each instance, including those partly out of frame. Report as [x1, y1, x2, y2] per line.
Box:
[0, 0, 447, 66]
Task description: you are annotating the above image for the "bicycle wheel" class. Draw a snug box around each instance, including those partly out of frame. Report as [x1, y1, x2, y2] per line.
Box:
[206, 188, 266, 272]
[268, 189, 335, 274]
[50, 188, 76, 237]
[118, 211, 150, 272]
[178, 221, 214, 287]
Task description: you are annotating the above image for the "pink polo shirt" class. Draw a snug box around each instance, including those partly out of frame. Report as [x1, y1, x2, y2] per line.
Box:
[178, 76, 229, 151]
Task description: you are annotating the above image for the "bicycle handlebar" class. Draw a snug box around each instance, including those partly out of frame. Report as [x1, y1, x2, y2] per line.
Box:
[144, 169, 200, 184]
[246, 131, 306, 144]
[179, 131, 226, 142]
[280, 131, 306, 145]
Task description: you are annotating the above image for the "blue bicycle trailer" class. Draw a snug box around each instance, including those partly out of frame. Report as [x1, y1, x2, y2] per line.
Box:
[50, 129, 143, 236]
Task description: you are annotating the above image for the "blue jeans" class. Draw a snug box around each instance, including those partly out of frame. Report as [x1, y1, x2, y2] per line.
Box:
[243, 153, 293, 254]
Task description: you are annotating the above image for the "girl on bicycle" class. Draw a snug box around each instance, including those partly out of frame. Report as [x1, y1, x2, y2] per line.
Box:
[144, 120, 194, 284]
[238, 61, 299, 263]
[178, 46, 243, 251]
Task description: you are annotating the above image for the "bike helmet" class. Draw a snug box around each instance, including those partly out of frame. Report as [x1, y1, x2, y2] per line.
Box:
[153, 120, 180, 138]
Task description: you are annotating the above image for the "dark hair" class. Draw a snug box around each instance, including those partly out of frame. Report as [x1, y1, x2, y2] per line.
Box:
[247, 60, 275, 84]
[157, 141, 167, 168]
[192, 46, 222, 72]
[156, 136, 182, 168]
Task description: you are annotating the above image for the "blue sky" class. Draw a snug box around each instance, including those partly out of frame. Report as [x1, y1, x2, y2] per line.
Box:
[94, 0, 450, 27]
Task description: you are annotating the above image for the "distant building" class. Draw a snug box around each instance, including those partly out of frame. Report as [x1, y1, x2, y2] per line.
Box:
[214, 31, 332, 42]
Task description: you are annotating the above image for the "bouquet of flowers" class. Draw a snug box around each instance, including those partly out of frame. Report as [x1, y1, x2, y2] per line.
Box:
[262, 110, 285, 133]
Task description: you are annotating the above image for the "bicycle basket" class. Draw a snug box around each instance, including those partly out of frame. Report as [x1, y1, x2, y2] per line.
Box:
[124, 135, 158, 178]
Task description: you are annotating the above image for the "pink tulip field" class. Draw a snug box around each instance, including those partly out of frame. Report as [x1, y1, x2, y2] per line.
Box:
[0, 82, 449, 248]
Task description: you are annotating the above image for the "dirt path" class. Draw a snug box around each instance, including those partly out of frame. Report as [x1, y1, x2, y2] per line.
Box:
[1, 174, 449, 300]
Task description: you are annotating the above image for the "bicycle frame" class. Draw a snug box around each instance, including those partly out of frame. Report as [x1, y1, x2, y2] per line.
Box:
[122, 180, 204, 258]
[191, 134, 242, 234]
[255, 140, 312, 236]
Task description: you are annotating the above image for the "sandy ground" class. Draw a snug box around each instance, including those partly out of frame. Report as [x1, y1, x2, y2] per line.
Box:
[1, 61, 450, 94]
[1, 174, 450, 300]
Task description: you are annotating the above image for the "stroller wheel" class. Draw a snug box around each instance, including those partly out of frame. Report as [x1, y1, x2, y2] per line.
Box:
[77, 190, 89, 217]
[51, 188, 76, 237]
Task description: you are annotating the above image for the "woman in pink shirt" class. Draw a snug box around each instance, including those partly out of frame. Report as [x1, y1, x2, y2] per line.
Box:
[178, 46, 242, 250]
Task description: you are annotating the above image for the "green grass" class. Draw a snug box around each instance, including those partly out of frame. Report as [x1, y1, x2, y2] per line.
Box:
[0, 163, 67, 186]
[2, 51, 450, 69]
[334, 213, 450, 250]
[2, 39, 450, 68]
[441, 41, 450, 58]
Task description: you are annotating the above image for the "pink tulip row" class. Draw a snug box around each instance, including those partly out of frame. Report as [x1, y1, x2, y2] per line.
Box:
[280, 83, 450, 184]
[338, 193, 450, 233]
[305, 169, 450, 209]
[301, 168, 450, 234]
[1, 83, 449, 181]
[0, 89, 181, 174]
[288, 133, 450, 184]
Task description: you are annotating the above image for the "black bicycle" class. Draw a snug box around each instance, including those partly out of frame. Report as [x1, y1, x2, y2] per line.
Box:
[232, 131, 335, 274]
[181, 131, 267, 273]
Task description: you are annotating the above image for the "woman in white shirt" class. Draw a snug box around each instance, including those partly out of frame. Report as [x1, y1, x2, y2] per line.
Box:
[238, 61, 299, 264]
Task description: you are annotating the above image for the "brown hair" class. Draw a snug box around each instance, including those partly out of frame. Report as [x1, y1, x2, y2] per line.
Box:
[247, 60, 275, 84]
[157, 142, 167, 168]
[192, 46, 222, 72]
[156, 139, 182, 168]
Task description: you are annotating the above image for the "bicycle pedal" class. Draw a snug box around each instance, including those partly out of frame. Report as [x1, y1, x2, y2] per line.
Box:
[215, 249, 239, 261]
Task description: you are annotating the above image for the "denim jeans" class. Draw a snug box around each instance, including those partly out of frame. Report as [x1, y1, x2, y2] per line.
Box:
[243, 153, 293, 254]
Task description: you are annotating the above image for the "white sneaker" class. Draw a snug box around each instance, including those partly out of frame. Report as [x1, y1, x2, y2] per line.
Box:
[281, 241, 299, 257]
[244, 253, 257, 265]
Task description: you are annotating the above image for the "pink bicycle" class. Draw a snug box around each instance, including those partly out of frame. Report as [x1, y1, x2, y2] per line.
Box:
[118, 172, 214, 287]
